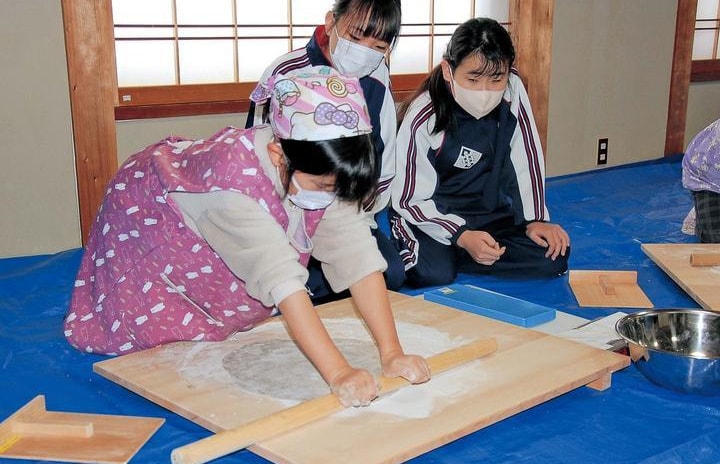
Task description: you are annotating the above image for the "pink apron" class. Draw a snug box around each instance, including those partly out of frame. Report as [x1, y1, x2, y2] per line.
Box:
[65, 127, 323, 355]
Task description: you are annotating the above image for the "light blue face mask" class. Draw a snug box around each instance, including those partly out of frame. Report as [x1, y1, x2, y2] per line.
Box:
[287, 175, 336, 210]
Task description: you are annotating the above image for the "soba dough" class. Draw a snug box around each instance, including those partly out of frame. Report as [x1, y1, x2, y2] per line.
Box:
[222, 338, 382, 401]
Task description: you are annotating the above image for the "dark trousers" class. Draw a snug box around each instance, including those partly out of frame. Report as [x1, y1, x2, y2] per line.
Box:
[307, 227, 406, 304]
[693, 190, 720, 243]
[405, 220, 570, 288]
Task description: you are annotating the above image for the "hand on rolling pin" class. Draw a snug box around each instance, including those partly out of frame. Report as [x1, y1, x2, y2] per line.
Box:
[382, 351, 431, 384]
[328, 366, 378, 407]
[170, 339, 497, 464]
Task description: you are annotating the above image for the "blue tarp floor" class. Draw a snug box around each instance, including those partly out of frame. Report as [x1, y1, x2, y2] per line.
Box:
[2, 155, 719, 463]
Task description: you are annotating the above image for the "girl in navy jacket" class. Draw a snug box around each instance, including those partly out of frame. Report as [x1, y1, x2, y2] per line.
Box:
[390, 18, 570, 287]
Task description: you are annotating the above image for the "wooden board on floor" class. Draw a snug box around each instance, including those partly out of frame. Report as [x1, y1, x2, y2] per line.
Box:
[568, 270, 654, 308]
[94, 292, 629, 464]
[642, 243, 720, 311]
[0, 395, 163, 464]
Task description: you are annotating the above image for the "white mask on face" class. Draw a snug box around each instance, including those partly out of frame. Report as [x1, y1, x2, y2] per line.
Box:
[450, 73, 506, 119]
[287, 175, 336, 210]
[330, 26, 385, 78]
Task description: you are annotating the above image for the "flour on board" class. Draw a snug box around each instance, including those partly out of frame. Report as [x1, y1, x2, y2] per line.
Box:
[177, 318, 479, 418]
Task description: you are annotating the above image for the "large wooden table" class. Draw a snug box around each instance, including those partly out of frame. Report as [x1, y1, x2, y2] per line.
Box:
[94, 292, 629, 464]
[642, 243, 720, 311]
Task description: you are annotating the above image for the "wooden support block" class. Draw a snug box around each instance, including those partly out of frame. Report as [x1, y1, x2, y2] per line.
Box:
[690, 252, 720, 267]
[598, 275, 616, 296]
[12, 419, 94, 438]
[586, 372, 612, 391]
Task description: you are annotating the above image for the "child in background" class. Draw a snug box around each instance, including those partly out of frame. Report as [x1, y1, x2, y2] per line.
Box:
[64, 67, 430, 407]
[390, 18, 570, 288]
[682, 118, 720, 243]
[246, 0, 405, 299]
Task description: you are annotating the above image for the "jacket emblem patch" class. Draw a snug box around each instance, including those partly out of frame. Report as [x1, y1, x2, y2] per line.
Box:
[454, 146, 483, 169]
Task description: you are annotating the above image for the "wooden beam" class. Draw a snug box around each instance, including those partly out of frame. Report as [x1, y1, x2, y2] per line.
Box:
[691, 58, 720, 82]
[665, 0, 698, 156]
[61, 0, 118, 243]
[510, 0, 554, 160]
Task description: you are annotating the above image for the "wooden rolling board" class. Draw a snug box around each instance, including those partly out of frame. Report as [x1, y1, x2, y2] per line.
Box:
[94, 292, 629, 464]
[642, 243, 720, 311]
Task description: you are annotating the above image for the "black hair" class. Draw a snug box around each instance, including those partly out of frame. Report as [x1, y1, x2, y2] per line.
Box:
[331, 0, 402, 47]
[279, 134, 377, 207]
[397, 17, 515, 134]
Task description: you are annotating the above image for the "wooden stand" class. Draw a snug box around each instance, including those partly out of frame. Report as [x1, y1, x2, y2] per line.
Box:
[568, 270, 654, 308]
[0, 396, 164, 464]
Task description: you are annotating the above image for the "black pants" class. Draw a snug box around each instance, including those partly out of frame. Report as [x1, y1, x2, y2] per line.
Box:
[693, 190, 720, 243]
[307, 227, 406, 304]
[405, 220, 570, 288]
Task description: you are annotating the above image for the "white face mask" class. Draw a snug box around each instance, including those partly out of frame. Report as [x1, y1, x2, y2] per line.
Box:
[450, 74, 506, 119]
[287, 175, 336, 210]
[330, 26, 385, 78]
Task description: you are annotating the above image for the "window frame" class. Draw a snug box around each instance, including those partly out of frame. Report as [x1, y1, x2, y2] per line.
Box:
[691, 2, 720, 81]
[692, 59, 720, 81]
[114, 74, 431, 120]
[113, 2, 513, 120]
[63, 0, 554, 243]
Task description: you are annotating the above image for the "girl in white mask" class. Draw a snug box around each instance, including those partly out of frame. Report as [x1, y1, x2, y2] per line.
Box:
[389, 18, 571, 288]
[247, 0, 406, 302]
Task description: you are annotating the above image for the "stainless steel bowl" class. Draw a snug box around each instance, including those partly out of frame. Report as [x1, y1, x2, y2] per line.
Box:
[615, 309, 720, 395]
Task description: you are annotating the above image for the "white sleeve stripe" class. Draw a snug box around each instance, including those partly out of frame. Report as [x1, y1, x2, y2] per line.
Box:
[377, 177, 393, 193]
[398, 103, 462, 235]
[517, 105, 541, 217]
[391, 217, 419, 267]
[272, 55, 312, 76]
[517, 99, 546, 221]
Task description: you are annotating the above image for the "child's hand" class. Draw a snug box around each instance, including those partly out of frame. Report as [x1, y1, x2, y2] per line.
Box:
[525, 222, 570, 260]
[382, 353, 431, 384]
[457, 230, 506, 265]
[329, 366, 378, 407]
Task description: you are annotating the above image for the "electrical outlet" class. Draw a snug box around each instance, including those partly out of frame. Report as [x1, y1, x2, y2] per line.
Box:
[597, 138, 608, 165]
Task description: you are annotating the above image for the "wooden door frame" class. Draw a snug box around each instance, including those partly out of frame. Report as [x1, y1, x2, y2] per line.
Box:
[510, 0, 554, 158]
[63, 0, 555, 244]
[61, 0, 118, 242]
[665, 0, 698, 155]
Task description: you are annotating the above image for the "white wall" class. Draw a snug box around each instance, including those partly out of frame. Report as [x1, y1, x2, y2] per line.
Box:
[116, 114, 247, 164]
[0, 0, 80, 258]
[685, 81, 720, 147]
[546, 0, 677, 176]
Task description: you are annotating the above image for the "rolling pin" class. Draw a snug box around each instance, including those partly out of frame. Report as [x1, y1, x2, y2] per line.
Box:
[690, 252, 720, 267]
[171, 337, 498, 464]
